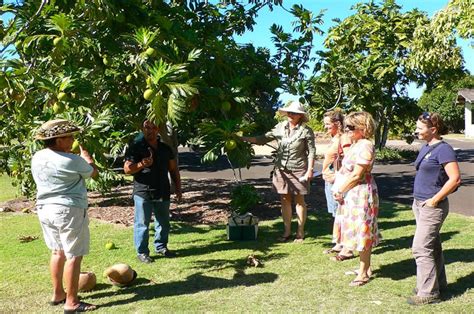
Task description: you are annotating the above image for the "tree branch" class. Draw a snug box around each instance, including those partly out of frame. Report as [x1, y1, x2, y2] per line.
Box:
[327, 79, 343, 110]
[0, 0, 48, 55]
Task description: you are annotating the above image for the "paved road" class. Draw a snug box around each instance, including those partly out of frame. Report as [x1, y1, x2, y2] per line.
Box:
[179, 137, 473, 217]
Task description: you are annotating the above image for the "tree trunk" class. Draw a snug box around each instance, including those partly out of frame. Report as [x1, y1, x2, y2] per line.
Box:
[380, 118, 390, 148]
[374, 109, 384, 149]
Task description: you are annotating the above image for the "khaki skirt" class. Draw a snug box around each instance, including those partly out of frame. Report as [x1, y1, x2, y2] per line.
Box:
[272, 168, 309, 195]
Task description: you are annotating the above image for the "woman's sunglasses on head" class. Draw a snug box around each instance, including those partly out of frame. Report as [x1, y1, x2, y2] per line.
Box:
[422, 112, 431, 121]
[345, 124, 356, 131]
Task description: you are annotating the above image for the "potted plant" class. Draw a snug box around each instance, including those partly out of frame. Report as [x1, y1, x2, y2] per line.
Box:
[227, 184, 261, 241]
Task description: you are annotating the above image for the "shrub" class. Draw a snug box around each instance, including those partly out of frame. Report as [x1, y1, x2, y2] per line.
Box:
[230, 184, 261, 215]
[375, 147, 418, 162]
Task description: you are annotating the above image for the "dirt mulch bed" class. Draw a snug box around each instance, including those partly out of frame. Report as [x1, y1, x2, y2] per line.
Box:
[0, 177, 326, 226]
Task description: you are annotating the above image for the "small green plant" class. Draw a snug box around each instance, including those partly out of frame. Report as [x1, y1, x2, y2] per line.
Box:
[376, 147, 418, 162]
[230, 184, 261, 215]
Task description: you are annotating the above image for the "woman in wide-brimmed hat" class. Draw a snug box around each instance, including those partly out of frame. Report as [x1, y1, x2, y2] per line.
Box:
[31, 119, 99, 312]
[241, 101, 316, 243]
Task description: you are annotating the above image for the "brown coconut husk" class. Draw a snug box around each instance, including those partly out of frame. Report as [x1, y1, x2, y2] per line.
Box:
[78, 271, 96, 291]
[104, 263, 137, 286]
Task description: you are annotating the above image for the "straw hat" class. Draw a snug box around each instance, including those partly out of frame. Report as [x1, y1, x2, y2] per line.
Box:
[35, 119, 81, 140]
[278, 101, 309, 122]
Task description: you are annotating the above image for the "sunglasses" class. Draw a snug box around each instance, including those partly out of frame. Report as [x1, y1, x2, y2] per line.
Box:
[422, 112, 431, 121]
[345, 124, 356, 131]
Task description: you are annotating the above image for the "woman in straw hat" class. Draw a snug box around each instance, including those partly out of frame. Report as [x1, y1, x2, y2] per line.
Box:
[241, 101, 316, 242]
[31, 119, 98, 312]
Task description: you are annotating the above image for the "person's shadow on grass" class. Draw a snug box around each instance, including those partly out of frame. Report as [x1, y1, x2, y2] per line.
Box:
[87, 271, 279, 309]
[372, 231, 459, 256]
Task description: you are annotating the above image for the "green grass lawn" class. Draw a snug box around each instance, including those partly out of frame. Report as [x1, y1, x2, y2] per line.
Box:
[0, 174, 17, 202]
[1, 202, 473, 313]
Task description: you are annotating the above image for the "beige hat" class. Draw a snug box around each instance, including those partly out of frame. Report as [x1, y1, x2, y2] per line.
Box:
[104, 263, 137, 287]
[35, 119, 81, 140]
[278, 101, 309, 122]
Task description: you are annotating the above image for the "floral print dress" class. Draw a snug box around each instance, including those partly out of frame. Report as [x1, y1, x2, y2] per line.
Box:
[332, 139, 380, 251]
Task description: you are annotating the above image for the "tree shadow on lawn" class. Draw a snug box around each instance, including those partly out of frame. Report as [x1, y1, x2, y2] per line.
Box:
[373, 231, 458, 256]
[374, 246, 469, 281]
[168, 218, 331, 260]
[190, 252, 288, 273]
[88, 271, 279, 309]
[378, 218, 415, 232]
[173, 223, 298, 258]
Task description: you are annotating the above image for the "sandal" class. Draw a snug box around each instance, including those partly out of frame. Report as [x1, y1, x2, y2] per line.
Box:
[64, 302, 97, 313]
[344, 268, 373, 277]
[48, 298, 66, 306]
[293, 237, 304, 244]
[323, 248, 341, 254]
[330, 254, 354, 262]
[277, 235, 292, 242]
[349, 278, 370, 287]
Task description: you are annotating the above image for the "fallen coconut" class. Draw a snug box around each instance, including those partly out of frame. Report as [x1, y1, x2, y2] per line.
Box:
[104, 263, 137, 287]
[78, 271, 97, 291]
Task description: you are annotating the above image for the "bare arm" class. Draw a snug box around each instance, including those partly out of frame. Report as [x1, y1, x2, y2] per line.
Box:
[123, 160, 146, 175]
[322, 141, 338, 176]
[305, 129, 316, 180]
[424, 161, 461, 207]
[168, 159, 182, 202]
[79, 145, 99, 179]
[334, 163, 371, 199]
[123, 148, 153, 175]
[241, 135, 273, 145]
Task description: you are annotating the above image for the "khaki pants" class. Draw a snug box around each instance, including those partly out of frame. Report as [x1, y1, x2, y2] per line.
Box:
[412, 198, 449, 297]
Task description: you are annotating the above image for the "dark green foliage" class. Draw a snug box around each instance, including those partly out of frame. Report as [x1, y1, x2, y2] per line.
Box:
[418, 75, 474, 133]
[0, 0, 284, 196]
[230, 184, 261, 215]
[375, 147, 418, 162]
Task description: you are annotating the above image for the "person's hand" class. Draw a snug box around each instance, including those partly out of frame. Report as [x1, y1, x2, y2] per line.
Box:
[175, 190, 182, 203]
[141, 147, 154, 168]
[333, 191, 344, 203]
[422, 198, 438, 208]
[322, 169, 335, 182]
[79, 145, 94, 164]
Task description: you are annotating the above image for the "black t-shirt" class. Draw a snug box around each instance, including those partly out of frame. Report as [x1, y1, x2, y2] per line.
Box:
[124, 133, 175, 201]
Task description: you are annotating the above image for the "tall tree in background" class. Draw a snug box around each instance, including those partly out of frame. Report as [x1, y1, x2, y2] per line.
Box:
[418, 74, 474, 133]
[310, 0, 465, 148]
[270, 4, 324, 97]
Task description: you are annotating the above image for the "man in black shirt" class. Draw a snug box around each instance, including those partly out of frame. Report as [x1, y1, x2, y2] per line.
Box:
[124, 120, 182, 263]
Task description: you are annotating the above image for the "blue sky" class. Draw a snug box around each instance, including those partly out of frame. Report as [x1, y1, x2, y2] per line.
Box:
[235, 0, 473, 100]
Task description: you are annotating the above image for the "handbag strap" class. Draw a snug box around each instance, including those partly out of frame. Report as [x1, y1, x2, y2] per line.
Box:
[415, 141, 445, 170]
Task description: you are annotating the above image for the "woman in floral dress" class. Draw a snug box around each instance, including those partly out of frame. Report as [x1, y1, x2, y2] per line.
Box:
[332, 111, 380, 286]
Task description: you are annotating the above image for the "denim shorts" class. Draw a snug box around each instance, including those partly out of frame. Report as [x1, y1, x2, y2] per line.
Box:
[324, 181, 338, 217]
[37, 204, 90, 259]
